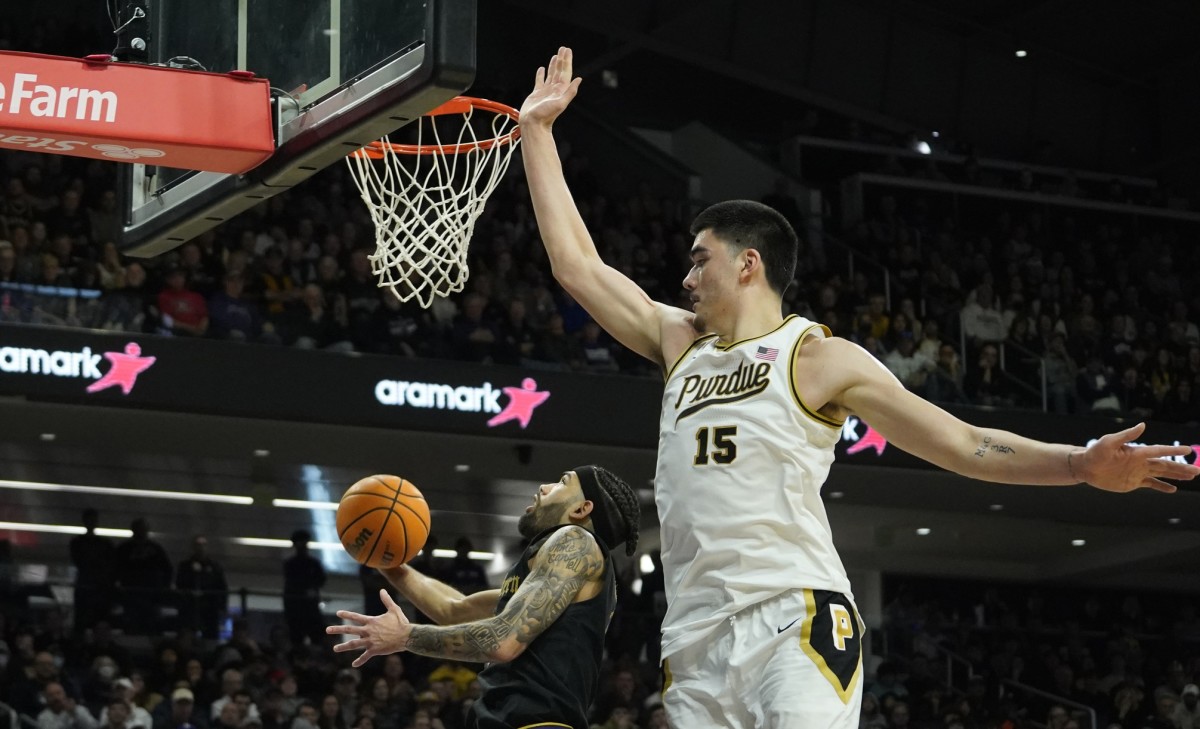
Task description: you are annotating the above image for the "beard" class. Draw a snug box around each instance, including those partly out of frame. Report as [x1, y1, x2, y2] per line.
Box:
[517, 502, 570, 540]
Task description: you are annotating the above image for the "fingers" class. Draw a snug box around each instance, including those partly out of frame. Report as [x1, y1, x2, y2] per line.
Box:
[562, 46, 573, 79]
[1141, 477, 1178, 494]
[1112, 421, 1147, 444]
[336, 610, 371, 623]
[325, 625, 364, 637]
[1152, 462, 1200, 480]
[381, 589, 402, 612]
[1135, 445, 1195, 459]
[534, 66, 545, 89]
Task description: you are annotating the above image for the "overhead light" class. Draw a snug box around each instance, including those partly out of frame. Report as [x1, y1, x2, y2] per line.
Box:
[454, 464, 470, 473]
[915, 141, 932, 155]
[1015, 49, 1028, 58]
[989, 504, 1004, 512]
[272, 499, 339, 511]
[234, 537, 343, 550]
[431, 548, 495, 561]
[640, 554, 654, 574]
[931, 131, 940, 138]
[1071, 539, 1086, 547]
[0, 521, 132, 537]
[1168, 517, 1182, 525]
[916, 527, 931, 536]
[828, 491, 844, 499]
[253, 449, 270, 457]
[39, 433, 56, 442]
[0, 478, 253, 505]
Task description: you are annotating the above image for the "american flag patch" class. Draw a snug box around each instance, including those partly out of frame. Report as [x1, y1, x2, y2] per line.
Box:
[755, 346, 779, 361]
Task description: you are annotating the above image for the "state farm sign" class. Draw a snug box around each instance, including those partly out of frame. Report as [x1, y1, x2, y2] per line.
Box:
[0, 50, 273, 174]
[0, 72, 118, 122]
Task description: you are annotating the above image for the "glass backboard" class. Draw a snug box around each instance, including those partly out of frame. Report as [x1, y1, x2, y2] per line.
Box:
[120, 0, 476, 256]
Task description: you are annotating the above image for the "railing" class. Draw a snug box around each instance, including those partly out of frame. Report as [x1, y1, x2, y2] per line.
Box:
[1001, 678, 1098, 729]
[929, 644, 975, 690]
[958, 312, 1049, 412]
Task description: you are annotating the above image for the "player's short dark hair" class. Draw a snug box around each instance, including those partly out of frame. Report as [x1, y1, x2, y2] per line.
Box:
[689, 200, 798, 296]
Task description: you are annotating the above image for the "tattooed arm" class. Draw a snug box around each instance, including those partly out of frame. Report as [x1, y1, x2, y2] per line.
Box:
[795, 337, 1198, 492]
[329, 526, 605, 666]
[378, 565, 501, 625]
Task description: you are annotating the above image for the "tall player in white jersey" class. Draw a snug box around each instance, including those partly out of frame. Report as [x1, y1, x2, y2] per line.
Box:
[519, 47, 1200, 728]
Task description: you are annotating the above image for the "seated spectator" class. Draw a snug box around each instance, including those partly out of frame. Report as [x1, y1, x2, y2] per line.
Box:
[1158, 378, 1197, 423]
[157, 268, 209, 337]
[964, 343, 1014, 406]
[1077, 356, 1120, 413]
[883, 332, 934, 396]
[368, 290, 427, 357]
[1174, 684, 1200, 729]
[927, 343, 968, 404]
[99, 700, 132, 729]
[255, 247, 300, 321]
[208, 272, 263, 342]
[98, 679, 151, 729]
[0, 241, 19, 284]
[860, 692, 888, 729]
[494, 299, 537, 366]
[37, 682, 97, 729]
[579, 320, 620, 374]
[288, 704, 318, 729]
[531, 313, 582, 370]
[961, 283, 1009, 348]
[286, 285, 353, 352]
[451, 293, 500, 363]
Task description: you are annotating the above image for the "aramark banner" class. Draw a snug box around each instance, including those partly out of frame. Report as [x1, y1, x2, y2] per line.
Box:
[0, 324, 1196, 465]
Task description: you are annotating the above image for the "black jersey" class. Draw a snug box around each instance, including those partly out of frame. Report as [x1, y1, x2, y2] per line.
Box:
[467, 525, 616, 729]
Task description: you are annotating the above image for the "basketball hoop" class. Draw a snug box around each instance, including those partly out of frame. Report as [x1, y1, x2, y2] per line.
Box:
[347, 96, 521, 308]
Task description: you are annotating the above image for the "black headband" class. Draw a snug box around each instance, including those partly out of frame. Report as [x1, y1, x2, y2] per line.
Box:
[574, 465, 630, 555]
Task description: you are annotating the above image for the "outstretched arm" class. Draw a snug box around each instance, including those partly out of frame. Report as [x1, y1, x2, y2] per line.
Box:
[801, 337, 1200, 490]
[329, 526, 605, 665]
[520, 47, 694, 368]
[378, 565, 500, 625]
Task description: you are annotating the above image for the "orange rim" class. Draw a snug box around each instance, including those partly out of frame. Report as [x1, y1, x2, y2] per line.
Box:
[351, 96, 520, 158]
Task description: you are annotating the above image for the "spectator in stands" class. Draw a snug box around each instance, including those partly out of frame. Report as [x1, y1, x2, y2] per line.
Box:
[98, 700, 131, 729]
[1174, 684, 1200, 729]
[532, 313, 582, 370]
[256, 247, 300, 324]
[37, 682, 97, 729]
[157, 268, 209, 337]
[1043, 333, 1079, 413]
[208, 272, 263, 342]
[494, 299, 537, 366]
[331, 671, 358, 728]
[579, 320, 620, 374]
[340, 250, 381, 345]
[884, 331, 934, 397]
[961, 283, 1010, 348]
[927, 343, 968, 404]
[368, 290, 425, 358]
[97, 680, 151, 729]
[287, 284, 353, 352]
[964, 343, 1014, 407]
[379, 655, 417, 718]
[1159, 378, 1197, 423]
[113, 519, 172, 635]
[69, 509, 114, 635]
[1077, 356, 1120, 413]
[283, 530, 326, 646]
[211, 703, 242, 729]
[451, 293, 500, 363]
[209, 670, 257, 725]
[176, 535, 228, 640]
[81, 656, 120, 716]
[316, 696, 344, 729]
[88, 191, 121, 249]
[0, 241, 17, 284]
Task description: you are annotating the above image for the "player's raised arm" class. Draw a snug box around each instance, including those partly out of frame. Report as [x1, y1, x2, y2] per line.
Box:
[330, 526, 604, 666]
[378, 564, 500, 625]
[520, 47, 693, 368]
[799, 337, 1200, 490]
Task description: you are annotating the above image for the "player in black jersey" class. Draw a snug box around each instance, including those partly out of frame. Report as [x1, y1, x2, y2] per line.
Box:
[327, 465, 641, 729]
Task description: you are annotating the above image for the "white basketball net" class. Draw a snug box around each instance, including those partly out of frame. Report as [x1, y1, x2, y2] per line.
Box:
[347, 103, 520, 308]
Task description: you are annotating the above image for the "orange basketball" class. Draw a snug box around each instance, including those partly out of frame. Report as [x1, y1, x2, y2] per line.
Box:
[336, 475, 430, 568]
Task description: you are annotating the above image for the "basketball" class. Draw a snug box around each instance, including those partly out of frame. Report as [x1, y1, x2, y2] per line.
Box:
[336, 475, 430, 569]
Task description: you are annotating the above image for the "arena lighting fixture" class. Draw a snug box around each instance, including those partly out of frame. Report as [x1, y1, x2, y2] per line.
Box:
[989, 504, 1004, 511]
[0, 521, 132, 537]
[1015, 49, 1028, 58]
[1168, 518, 1182, 525]
[828, 491, 844, 499]
[640, 554, 654, 573]
[1071, 539, 1086, 547]
[915, 141, 932, 155]
[272, 498, 338, 510]
[232, 538, 495, 561]
[916, 528, 932, 536]
[39, 433, 56, 441]
[0, 478, 253, 504]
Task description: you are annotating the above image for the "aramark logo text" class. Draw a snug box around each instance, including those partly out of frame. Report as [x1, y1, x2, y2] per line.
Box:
[0, 342, 156, 395]
[375, 376, 551, 429]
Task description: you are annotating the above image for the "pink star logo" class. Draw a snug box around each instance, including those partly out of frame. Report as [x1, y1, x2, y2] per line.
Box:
[86, 342, 157, 395]
[486, 377, 551, 429]
[846, 424, 888, 456]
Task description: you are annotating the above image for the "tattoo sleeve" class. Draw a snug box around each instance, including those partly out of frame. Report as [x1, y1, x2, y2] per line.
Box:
[402, 527, 605, 663]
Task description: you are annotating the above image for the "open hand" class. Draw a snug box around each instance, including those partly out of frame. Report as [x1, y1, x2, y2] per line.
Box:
[327, 590, 411, 667]
[1077, 422, 1199, 493]
[519, 46, 582, 128]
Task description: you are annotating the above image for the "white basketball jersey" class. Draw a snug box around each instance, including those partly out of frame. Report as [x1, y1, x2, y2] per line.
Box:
[654, 315, 852, 657]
